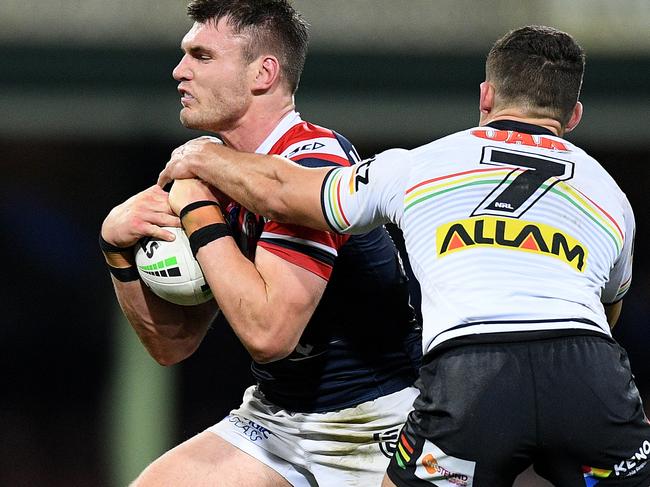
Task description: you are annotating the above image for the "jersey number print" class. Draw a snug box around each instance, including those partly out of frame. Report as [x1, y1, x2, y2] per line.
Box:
[472, 146, 574, 218]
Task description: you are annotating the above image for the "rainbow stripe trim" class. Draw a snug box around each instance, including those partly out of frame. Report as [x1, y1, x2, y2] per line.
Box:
[394, 433, 414, 470]
[403, 168, 624, 252]
[323, 168, 350, 231]
[614, 276, 632, 301]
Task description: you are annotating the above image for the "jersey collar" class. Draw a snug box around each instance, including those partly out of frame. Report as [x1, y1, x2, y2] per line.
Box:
[255, 110, 302, 155]
[486, 120, 557, 137]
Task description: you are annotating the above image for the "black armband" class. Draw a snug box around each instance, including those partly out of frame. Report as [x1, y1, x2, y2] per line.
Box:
[188, 223, 231, 257]
[99, 234, 134, 253]
[99, 234, 138, 281]
[179, 200, 221, 221]
[107, 264, 141, 282]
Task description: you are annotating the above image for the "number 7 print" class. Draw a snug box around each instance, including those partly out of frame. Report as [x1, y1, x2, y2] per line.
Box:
[472, 146, 575, 219]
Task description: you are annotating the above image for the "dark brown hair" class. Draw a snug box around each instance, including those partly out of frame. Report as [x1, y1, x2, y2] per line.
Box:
[486, 25, 585, 125]
[187, 0, 309, 94]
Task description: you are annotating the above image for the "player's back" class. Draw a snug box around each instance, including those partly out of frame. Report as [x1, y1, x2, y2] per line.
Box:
[399, 121, 634, 351]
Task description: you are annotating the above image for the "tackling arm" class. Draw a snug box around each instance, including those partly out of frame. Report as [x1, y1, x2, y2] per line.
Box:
[158, 137, 331, 231]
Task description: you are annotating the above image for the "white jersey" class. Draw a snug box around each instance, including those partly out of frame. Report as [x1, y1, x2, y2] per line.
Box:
[321, 121, 635, 353]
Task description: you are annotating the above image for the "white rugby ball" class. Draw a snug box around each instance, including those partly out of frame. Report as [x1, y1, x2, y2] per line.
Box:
[135, 227, 213, 306]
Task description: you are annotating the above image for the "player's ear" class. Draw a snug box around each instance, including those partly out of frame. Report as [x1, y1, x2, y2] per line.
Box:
[479, 81, 495, 116]
[564, 101, 583, 133]
[251, 55, 280, 93]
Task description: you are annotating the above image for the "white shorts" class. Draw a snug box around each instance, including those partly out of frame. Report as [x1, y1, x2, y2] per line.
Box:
[207, 385, 418, 486]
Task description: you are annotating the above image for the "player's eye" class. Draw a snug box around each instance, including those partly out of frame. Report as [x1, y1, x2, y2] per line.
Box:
[188, 49, 212, 61]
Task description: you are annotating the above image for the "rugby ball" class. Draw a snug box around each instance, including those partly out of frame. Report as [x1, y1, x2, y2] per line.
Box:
[135, 227, 213, 306]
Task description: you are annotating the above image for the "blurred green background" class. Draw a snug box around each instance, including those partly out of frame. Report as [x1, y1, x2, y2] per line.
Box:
[1, 1, 648, 485]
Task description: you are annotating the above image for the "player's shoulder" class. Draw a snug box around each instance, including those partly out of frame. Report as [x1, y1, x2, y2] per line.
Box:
[270, 120, 358, 168]
[565, 140, 626, 190]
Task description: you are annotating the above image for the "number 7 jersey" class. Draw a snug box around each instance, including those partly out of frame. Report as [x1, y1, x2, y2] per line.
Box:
[322, 120, 635, 354]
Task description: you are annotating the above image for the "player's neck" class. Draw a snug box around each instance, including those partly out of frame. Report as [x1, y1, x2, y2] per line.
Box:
[218, 99, 295, 153]
[480, 110, 564, 137]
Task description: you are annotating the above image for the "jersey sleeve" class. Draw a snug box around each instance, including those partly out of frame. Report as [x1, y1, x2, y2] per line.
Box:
[258, 221, 347, 280]
[601, 199, 635, 304]
[259, 126, 356, 279]
[321, 148, 411, 234]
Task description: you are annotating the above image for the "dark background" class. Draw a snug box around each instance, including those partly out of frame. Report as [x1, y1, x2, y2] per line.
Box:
[1, 30, 648, 487]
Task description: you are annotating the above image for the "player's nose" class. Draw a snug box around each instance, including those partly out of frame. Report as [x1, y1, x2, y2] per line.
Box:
[172, 55, 192, 81]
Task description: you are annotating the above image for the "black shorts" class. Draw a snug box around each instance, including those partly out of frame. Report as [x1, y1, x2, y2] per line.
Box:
[387, 334, 650, 487]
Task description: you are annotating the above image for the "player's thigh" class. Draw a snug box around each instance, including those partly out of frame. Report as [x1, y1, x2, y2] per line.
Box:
[381, 473, 398, 487]
[386, 345, 534, 486]
[131, 431, 292, 487]
[535, 337, 650, 486]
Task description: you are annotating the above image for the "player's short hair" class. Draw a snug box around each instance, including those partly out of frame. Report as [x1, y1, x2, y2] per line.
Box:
[486, 25, 585, 126]
[187, 0, 309, 94]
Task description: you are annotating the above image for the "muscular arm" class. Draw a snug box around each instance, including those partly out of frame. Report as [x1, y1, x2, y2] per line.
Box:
[169, 179, 326, 363]
[110, 278, 218, 365]
[158, 137, 331, 231]
[101, 185, 218, 365]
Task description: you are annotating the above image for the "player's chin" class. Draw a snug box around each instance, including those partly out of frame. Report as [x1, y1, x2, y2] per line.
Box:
[179, 112, 201, 130]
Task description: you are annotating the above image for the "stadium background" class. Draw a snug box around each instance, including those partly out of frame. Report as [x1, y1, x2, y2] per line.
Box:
[1, 1, 648, 485]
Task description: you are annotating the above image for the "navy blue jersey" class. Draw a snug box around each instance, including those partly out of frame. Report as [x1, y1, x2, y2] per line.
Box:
[226, 112, 422, 413]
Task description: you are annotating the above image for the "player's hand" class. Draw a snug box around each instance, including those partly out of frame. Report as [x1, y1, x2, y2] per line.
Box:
[158, 136, 223, 187]
[168, 178, 220, 216]
[101, 185, 181, 247]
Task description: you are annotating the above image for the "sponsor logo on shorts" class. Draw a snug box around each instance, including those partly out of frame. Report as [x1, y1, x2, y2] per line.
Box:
[582, 465, 612, 487]
[612, 440, 650, 478]
[414, 440, 475, 487]
[373, 428, 400, 458]
[436, 216, 587, 271]
[228, 414, 273, 443]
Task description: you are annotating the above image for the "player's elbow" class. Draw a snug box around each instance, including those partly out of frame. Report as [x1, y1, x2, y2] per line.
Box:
[246, 334, 296, 364]
[149, 347, 189, 366]
[248, 343, 293, 364]
[147, 336, 202, 366]
[151, 351, 182, 367]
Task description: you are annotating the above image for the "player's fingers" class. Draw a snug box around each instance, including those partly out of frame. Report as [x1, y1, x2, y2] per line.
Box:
[157, 173, 170, 188]
[153, 212, 182, 228]
[147, 183, 170, 196]
[144, 223, 177, 242]
[157, 164, 173, 187]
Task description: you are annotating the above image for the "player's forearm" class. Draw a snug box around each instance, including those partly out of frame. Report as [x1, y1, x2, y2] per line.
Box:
[166, 141, 331, 231]
[190, 146, 292, 218]
[196, 239, 307, 363]
[112, 279, 216, 365]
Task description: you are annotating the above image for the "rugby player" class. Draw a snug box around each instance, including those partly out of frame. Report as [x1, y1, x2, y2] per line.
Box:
[100, 1, 421, 485]
[159, 25, 650, 486]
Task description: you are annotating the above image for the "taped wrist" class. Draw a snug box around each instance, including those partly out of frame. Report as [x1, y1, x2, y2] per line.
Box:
[180, 201, 231, 257]
[179, 200, 221, 220]
[99, 234, 140, 282]
[180, 200, 223, 234]
[188, 223, 231, 257]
